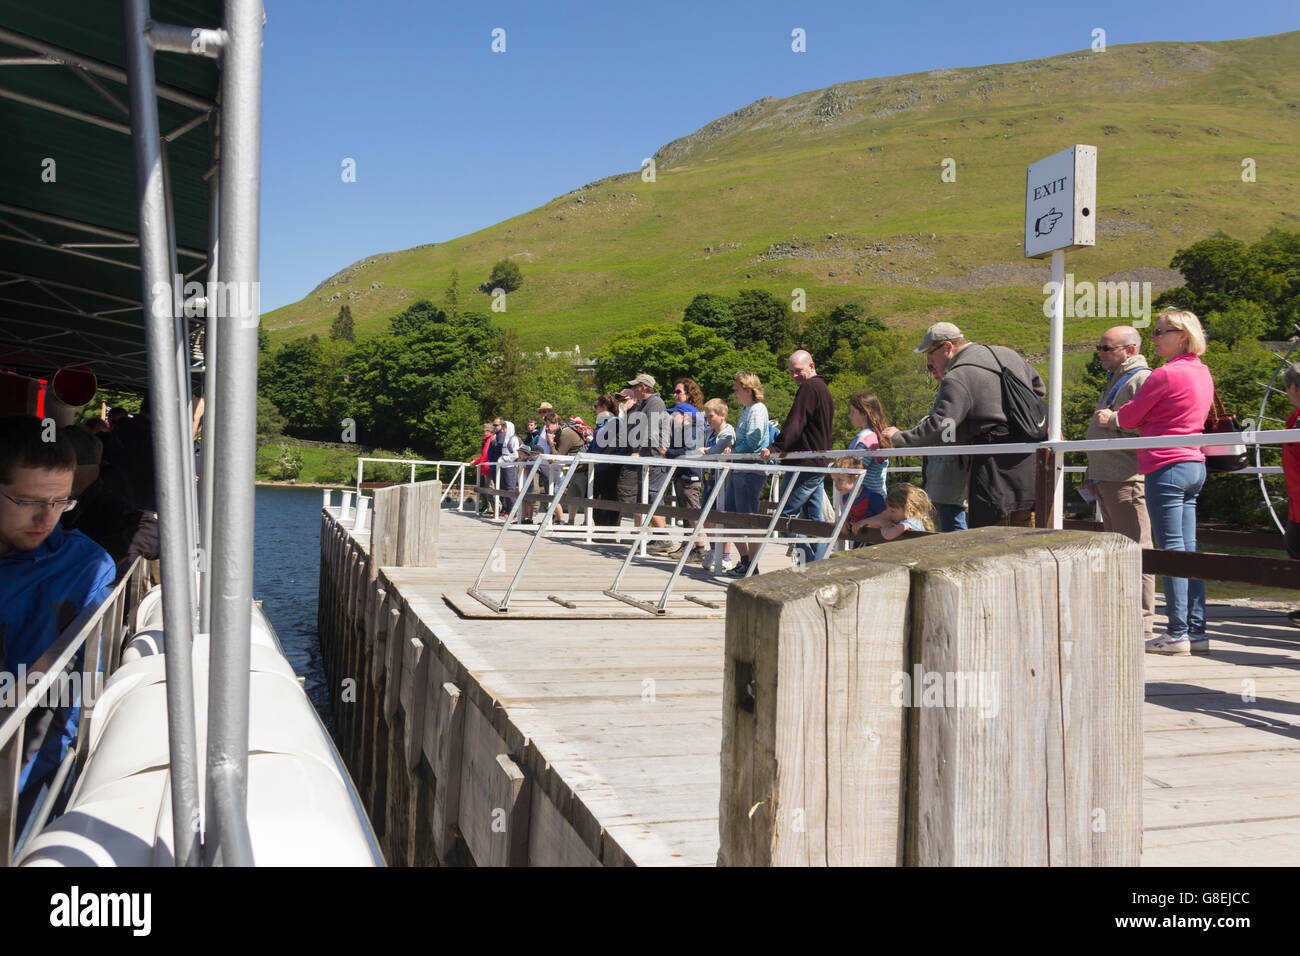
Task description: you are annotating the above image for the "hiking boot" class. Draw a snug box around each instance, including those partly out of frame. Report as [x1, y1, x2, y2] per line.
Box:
[1145, 634, 1190, 656]
[646, 539, 676, 555]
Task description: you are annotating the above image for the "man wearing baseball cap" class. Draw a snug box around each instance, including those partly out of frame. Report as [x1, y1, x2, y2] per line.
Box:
[618, 374, 673, 550]
[882, 322, 1045, 527]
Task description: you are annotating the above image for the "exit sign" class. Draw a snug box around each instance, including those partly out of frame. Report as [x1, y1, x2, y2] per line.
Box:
[1024, 145, 1097, 258]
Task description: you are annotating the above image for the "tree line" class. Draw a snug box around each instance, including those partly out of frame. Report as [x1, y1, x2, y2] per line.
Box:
[257, 228, 1300, 527]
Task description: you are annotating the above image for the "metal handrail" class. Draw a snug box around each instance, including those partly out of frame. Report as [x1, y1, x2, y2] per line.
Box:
[354, 457, 473, 511]
[1, 557, 146, 865]
[462, 426, 1298, 615]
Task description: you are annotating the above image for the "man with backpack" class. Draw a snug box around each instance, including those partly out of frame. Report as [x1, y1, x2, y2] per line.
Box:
[884, 323, 1046, 528]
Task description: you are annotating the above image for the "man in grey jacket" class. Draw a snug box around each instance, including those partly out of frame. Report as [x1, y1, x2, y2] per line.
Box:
[1085, 325, 1155, 639]
[883, 322, 1045, 527]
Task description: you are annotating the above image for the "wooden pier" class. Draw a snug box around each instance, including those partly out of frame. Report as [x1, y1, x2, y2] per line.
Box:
[317, 500, 1300, 866]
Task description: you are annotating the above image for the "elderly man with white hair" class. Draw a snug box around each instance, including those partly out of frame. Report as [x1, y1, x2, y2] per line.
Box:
[1084, 325, 1155, 641]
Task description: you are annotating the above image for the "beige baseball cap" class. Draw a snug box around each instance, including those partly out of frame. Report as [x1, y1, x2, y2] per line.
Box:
[627, 373, 656, 390]
[915, 322, 964, 352]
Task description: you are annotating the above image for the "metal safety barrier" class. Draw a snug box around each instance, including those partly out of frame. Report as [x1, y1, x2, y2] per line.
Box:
[1, 558, 147, 865]
[458, 426, 1300, 616]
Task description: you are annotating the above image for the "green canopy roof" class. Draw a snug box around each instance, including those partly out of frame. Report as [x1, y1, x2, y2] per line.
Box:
[0, 0, 221, 389]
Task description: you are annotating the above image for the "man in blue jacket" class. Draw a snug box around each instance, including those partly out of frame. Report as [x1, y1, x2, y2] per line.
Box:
[0, 415, 115, 840]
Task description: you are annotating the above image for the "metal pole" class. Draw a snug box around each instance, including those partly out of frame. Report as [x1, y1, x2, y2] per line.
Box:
[1050, 249, 1065, 529]
[122, 0, 201, 868]
[654, 465, 727, 611]
[161, 138, 202, 625]
[199, 157, 219, 634]
[204, 0, 262, 867]
[744, 463, 799, 577]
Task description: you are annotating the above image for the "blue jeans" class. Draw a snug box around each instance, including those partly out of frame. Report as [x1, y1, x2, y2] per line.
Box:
[935, 503, 968, 533]
[1145, 460, 1206, 637]
[724, 470, 766, 516]
[781, 470, 827, 565]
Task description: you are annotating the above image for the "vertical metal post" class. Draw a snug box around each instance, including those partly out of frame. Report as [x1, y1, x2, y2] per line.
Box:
[162, 138, 201, 627]
[655, 466, 728, 611]
[1049, 250, 1066, 529]
[355, 457, 363, 500]
[204, 0, 262, 867]
[123, 0, 201, 868]
[198, 166, 219, 634]
[585, 459, 594, 544]
[608, 461, 679, 592]
[1, 724, 23, 864]
[744, 463, 799, 577]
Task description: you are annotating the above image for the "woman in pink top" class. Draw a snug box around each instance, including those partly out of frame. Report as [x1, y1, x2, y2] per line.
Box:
[1096, 310, 1214, 656]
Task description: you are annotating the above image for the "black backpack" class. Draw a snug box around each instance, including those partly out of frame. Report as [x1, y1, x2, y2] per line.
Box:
[982, 346, 1048, 443]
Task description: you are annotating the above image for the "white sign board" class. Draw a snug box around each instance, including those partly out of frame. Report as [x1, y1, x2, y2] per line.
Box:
[1024, 145, 1096, 259]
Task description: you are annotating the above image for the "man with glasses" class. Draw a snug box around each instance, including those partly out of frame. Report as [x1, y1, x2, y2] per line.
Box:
[1084, 326, 1155, 640]
[0, 415, 115, 839]
[884, 322, 1045, 527]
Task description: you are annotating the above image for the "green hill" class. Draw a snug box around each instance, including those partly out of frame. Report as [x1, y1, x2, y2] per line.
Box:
[262, 32, 1300, 353]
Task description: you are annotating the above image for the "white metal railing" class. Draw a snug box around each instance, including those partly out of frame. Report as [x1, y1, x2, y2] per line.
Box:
[1, 557, 147, 864]
[459, 427, 1300, 616]
[353, 457, 474, 512]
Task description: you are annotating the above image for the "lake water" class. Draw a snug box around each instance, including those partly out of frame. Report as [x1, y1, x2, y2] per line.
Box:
[253, 485, 334, 730]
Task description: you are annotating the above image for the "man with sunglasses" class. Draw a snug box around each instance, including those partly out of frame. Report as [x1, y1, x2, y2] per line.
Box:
[1084, 326, 1155, 640]
[0, 415, 115, 839]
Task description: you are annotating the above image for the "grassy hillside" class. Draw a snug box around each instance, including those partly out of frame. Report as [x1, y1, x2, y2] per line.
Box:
[262, 32, 1300, 354]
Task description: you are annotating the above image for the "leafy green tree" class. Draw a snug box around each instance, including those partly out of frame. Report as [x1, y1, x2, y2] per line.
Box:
[1206, 302, 1267, 349]
[389, 299, 448, 337]
[484, 258, 523, 294]
[330, 304, 355, 342]
[276, 446, 304, 481]
[263, 337, 323, 429]
[593, 321, 734, 398]
[257, 393, 287, 442]
[798, 303, 885, 377]
[1156, 229, 1299, 338]
[731, 289, 793, 354]
[841, 328, 936, 440]
[682, 293, 736, 340]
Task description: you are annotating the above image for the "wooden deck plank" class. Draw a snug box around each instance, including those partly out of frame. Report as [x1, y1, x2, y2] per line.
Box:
[328, 507, 1300, 867]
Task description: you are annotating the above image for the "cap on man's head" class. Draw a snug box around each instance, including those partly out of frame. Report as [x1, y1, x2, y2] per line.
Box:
[537, 402, 554, 411]
[915, 322, 964, 353]
[627, 373, 656, 390]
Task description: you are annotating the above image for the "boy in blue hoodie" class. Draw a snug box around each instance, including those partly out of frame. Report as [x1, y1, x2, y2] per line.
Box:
[0, 415, 115, 840]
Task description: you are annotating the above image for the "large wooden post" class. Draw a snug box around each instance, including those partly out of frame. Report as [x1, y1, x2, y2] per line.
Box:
[720, 557, 912, 865]
[372, 480, 442, 569]
[720, 527, 1143, 866]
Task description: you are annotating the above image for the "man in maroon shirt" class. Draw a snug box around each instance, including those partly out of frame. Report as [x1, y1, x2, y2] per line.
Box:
[759, 350, 835, 565]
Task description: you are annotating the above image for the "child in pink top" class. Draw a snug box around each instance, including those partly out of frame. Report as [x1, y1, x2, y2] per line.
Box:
[1112, 352, 1214, 474]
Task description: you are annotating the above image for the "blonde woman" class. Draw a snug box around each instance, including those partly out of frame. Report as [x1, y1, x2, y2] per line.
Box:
[724, 372, 770, 576]
[1096, 310, 1214, 656]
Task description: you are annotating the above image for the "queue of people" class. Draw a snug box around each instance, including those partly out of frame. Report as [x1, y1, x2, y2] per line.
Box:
[473, 309, 1239, 657]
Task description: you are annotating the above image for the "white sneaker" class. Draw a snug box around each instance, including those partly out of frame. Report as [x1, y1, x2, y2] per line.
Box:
[1146, 633, 1191, 656]
[717, 556, 738, 573]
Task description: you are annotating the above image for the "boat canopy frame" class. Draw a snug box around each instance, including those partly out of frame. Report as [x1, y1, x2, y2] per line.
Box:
[0, 0, 264, 866]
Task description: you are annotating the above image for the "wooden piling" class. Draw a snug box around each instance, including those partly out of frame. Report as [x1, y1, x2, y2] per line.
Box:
[719, 527, 1143, 866]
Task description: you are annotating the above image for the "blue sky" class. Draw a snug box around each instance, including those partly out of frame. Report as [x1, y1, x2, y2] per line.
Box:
[259, 0, 1298, 312]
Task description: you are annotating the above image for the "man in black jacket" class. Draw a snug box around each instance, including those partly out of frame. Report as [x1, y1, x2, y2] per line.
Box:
[759, 350, 835, 565]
